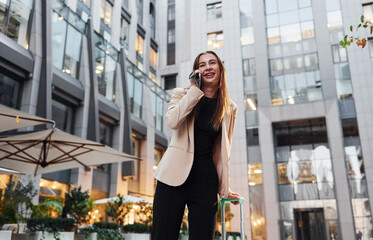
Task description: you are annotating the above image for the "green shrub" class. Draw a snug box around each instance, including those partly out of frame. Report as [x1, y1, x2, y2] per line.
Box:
[122, 223, 150, 233]
[27, 217, 75, 232]
[79, 223, 124, 240]
[0, 214, 9, 229]
[93, 222, 119, 230]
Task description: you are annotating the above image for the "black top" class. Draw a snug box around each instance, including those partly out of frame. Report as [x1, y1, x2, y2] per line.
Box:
[194, 96, 222, 162]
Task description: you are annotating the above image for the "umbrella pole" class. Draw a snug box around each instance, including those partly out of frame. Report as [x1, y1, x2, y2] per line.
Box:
[16, 201, 19, 234]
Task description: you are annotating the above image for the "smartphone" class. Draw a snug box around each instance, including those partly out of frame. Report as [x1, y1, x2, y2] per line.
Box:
[195, 73, 201, 88]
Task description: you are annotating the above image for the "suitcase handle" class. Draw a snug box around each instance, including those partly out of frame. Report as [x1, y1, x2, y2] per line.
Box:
[220, 198, 245, 240]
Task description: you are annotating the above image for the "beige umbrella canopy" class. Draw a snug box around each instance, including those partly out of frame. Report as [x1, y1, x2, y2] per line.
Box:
[0, 128, 139, 175]
[0, 104, 55, 132]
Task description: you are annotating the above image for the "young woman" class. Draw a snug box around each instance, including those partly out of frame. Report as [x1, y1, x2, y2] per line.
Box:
[152, 51, 241, 240]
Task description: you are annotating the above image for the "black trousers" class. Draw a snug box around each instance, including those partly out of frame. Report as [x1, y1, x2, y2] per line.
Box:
[151, 159, 219, 240]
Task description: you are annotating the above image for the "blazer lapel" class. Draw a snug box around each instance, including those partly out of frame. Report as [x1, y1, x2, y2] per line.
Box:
[187, 114, 194, 153]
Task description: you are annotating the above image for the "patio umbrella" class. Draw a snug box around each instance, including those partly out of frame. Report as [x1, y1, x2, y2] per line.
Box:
[0, 167, 24, 175]
[0, 128, 139, 175]
[93, 195, 152, 204]
[0, 104, 55, 132]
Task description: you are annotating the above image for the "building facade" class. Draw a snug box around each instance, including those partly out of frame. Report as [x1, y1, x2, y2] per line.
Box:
[157, 0, 373, 239]
[0, 0, 170, 217]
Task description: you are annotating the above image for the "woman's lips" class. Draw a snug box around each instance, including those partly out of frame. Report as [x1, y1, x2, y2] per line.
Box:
[204, 73, 215, 78]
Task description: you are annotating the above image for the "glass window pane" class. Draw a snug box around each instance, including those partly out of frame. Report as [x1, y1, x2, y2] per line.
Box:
[280, 24, 301, 43]
[7, 0, 33, 48]
[299, 8, 313, 22]
[267, 27, 280, 45]
[133, 78, 143, 118]
[52, 13, 67, 70]
[241, 27, 254, 45]
[295, 183, 318, 200]
[52, 99, 74, 133]
[0, 72, 21, 108]
[265, 0, 277, 14]
[325, 0, 340, 11]
[104, 56, 116, 100]
[136, 34, 144, 58]
[278, 0, 297, 12]
[298, 0, 311, 8]
[156, 96, 163, 131]
[63, 25, 82, 78]
[279, 184, 294, 201]
[301, 21, 314, 39]
[0, 0, 6, 31]
[364, 4, 373, 22]
[266, 14, 278, 27]
[327, 10, 343, 30]
[248, 163, 263, 185]
[279, 10, 299, 26]
[105, 2, 112, 26]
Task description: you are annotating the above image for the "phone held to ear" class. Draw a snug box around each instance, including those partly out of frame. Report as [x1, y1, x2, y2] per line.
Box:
[189, 71, 201, 88]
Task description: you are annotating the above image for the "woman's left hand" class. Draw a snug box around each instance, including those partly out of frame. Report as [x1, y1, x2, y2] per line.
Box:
[227, 191, 242, 205]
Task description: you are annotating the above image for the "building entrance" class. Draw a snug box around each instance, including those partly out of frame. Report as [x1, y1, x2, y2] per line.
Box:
[294, 208, 327, 240]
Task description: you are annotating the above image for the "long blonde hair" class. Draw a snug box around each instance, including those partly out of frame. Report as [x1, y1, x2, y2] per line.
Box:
[192, 51, 230, 130]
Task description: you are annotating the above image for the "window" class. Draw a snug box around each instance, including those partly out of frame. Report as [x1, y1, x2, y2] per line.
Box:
[52, 99, 74, 134]
[0, 0, 34, 49]
[207, 2, 222, 20]
[164, 75, 176, 90]
[332, 45, 347, 63]
[369, 38, 373, 58]
[120, 17, 130, 49]
[52, 12, 83, 79]
[95, 43, 117, 101]
[99, 121, 113, 147]
[207, 31, 224, 50]
[167, 0, 175, 65]
[131, 135, 141, 180]
[137, 0, 143, 25]
[150, 2, 156, 39]
[243, 58, 256, 76]
[136, 33, 144, 60]
[151, 93, 164, 132]
[0, 72, 21, 108]
[126, 72, 143, 119]
[149, 47, 157, 72]
[100, 0, 112, 27]
[246, 128, 259, 145]
[79, 0, 90, 7]
[245, 93, 258, 111]
[363, 3, 373, 22]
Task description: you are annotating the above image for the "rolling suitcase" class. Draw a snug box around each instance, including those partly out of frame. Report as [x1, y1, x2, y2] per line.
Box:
[220, 198, 245, 240]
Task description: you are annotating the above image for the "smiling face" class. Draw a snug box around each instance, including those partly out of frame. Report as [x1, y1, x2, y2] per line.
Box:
[198, 53, 221, 88]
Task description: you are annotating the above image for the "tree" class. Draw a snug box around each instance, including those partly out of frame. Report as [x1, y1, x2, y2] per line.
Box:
[62, 186, 93, 228]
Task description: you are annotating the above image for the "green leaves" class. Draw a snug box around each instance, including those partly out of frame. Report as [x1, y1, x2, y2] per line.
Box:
[350, 25, 353, 32]
[361, 15, 365, 23]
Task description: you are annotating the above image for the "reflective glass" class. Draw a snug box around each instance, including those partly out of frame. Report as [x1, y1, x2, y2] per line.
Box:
[270, 58, 283, 76]
[243, 76, 257, 92]
[241, 27, 254, 45]
[299, 7, 313, 21]
[268, 44, 282, 58]
[265, 0, 277, 14]
[52, 12, 67, 70]
[52, 99, 74, 133]
[279, 10, 299, 26]
[249, 185, 266, 239]
[280, 220, 294, 240]
[327, 10, 342, 30]
[0, 0, 6, 31]
[136, 34, 144, 58]
[248, 163, 263, 185]
[280, 202, 294, 219]
[302, 39, 317, 53]
[120, 17, 130, 48]
[167, 3, 175, 21]
[301, 21, 314, 39]
[325, 0, 340, 11]
[133, 78, 143, 118]
[352, 198, 371, 217]
[266, 14, 278, 28]
[241, 45, 255, 59]
[304, 53, 318, 71]
[298, 0, 311, 8]
[7, 0, 33, 48]
[354, 216, 373, 240]
[295, 183, 318, 200]
[267, 27, 280, 45]
[278, 0, 297, 12]
[104, 2, 112, 26]
[280, 24, 301, 43]
[327, 221, 340, 240]
[126, 73, 134, 111]
[137, 0, 143, 25]
[364, 4, 373, 22]
[282, 42, 302, 57]
[324, 200, 338, 219]
[104, 56, 116, 100]
[279, 184, 294, 201]
[63, 25, 82, 78]
[156, 96, 163, 131]
[295, 72, 307, 88]
[350, 178, 368, 198]
[0, 72, 21, 108]
[276, 146, 290, 162]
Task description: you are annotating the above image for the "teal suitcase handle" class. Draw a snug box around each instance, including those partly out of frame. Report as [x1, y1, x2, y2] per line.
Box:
[220, 198, 245, 240]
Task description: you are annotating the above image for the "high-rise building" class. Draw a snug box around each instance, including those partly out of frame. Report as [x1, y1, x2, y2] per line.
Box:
[0, 0, 170, 216]
[157, 0, 373, 239]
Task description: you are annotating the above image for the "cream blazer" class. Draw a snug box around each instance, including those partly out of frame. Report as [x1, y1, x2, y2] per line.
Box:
[154, 86, 237, 198]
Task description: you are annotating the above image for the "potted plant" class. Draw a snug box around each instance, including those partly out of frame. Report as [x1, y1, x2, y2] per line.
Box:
[0, 214, 11, 240]
[27, 217, 75, 240]
[79, 222, 123, 240]
[122, 223, 150, 240]
[0, 179, 37, 238]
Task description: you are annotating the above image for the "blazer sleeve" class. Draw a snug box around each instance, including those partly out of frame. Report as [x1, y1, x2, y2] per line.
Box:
[165, 86, 204, 130]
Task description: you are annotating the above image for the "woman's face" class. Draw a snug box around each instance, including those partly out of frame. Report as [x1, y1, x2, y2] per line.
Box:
[198, 53, 221, 87]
